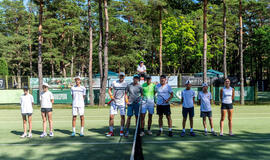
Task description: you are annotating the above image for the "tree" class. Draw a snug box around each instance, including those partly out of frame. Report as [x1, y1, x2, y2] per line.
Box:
[98, 0, 103, 86]
[239, 0, 244, 104]
[223, 0, 227, 79]
[0, 58, 8, 75]
[203, 0, 208, 83]
[99, 0, 109, 106]
[38, 0, 44, 93]
[88, 0, 94, 106]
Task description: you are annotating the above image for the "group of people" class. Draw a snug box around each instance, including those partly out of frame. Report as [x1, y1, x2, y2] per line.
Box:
[19, 70, 235, 138]
[106, 73, 235, 137]
[20, 76, 87, 138]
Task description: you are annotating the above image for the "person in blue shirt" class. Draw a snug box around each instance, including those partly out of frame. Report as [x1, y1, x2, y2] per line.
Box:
[198, 83, 217, 136]
[181, 80, 196, 137]
[155, 75, 174, 137]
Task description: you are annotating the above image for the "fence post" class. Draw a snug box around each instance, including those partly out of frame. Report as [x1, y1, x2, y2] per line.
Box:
[28, 76, 30, 88]
[254, 83, 258, 104]
[5, 75, 8, 89]
[178, 74, 182, 88]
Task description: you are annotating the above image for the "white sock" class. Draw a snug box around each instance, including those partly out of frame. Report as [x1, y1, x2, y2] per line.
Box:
[120, 126, 124, 131]
[211, 128, 214, 132]
[204, 128, 207, 132]
[80, 127, 84, 133]
[182, 129, 186, 132]
[168, 128, 172, 131]
[160, 128, 163, 131]
[109, 126, 113, 132]
[190, 128, 193, 132]
[72, 127, 76, 133]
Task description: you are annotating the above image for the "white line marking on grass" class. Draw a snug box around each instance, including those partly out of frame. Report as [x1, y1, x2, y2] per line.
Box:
[2, 117, 270, 123]
[1, 138, 270, 146]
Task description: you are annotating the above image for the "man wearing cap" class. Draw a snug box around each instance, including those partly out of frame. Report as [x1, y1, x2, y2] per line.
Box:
[155, 75, 174, 137]
[71, 76, 86, 137]
[140, 75, 156, 136]
[107, 72, 128, 137]
[40, 83, 54, 138]
[124, 74, 143, 137]
[198, 83, 217, 136]
[181, 80, 196, 137]
[137, 61, 147, 79]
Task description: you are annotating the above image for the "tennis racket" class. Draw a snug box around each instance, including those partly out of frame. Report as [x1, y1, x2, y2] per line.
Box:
[157, 95, 169, 105]
[107, 89, 125, 105]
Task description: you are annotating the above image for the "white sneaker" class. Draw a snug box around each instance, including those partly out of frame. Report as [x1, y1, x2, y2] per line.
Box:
[147, 130, 152, 135]
[140, 131, 145, 137]
[27, 133, 32, 138]
[49, 131, 54, 137]
[20, 133, 27, 138]
[40, 132, 47, 138]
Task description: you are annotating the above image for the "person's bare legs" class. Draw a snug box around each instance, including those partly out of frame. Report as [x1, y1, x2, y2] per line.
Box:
[28, 115, 32, 134]
[203, 117, 207, 130]
[158, 114, 163, 129]
[22, 115, 27, 134]
[141, 113, 146, 130]
[148, 114, 153, 131]
[228, 109, 233, 135]
[72, 116, 77, 128]
[166, 115, 172, 128]
[48, 112, 53, 132]
[80, 115, 85, 127]
[182, 117, 187, 130]
[220, 109, 227, 135]
[209, 117, 214, 130]
[189, 117, 193, 129]
[41, 112, 47, 133]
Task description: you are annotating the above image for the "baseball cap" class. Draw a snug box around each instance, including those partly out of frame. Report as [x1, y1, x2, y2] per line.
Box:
[74, 76, 81, 80]
[119, 72, 125, 76]
[133, 74, 140, 79]
[23, 86, 29, 90]
[202, 82, 208, 87]
[185, 80, 192, 85]
[42, 83, 49, 87]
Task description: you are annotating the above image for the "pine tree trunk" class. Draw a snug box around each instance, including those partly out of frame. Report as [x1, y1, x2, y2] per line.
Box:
[99, 0, 109, 106]
[98, 0, 103, 87]
[239, 0, 245, 104]
[223, 0, 227, 79]
[28, 5, 33, 78]
[203, 0, 208, 83]
[88, 0, 94, 106]
[38, 0, 43, 94]
[159, 7, 163, 75]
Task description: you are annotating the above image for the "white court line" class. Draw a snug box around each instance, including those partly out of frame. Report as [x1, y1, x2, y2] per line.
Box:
[1, 138, 270, 146]
[1, 117, 270, 123]
[1, 113, 269, 118]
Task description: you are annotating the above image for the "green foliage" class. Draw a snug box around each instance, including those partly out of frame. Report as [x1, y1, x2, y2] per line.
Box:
[0, 58, 8, 75]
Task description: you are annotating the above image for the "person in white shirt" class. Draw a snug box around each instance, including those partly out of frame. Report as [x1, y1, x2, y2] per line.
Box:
[71, 76, 86, 137]
[181, 80, 196, 137]
[20, 87, 34, 138]
[220, 78, 235, 136]
[137, 61, 146, 79]
[106, 72, 128, 137]
[198, 83, 217, 136]
[40, 83, 54, 138]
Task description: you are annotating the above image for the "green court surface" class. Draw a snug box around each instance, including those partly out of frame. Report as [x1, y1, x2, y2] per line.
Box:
[0, 105, 270, 160]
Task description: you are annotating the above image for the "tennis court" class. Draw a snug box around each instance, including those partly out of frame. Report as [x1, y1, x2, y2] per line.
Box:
[0, 105, 270, 160]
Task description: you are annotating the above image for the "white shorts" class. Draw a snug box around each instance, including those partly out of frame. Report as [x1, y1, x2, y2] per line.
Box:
[72, 107, 85, 116]
[110, 102, 126, 116]
[141, 100, 155, 114]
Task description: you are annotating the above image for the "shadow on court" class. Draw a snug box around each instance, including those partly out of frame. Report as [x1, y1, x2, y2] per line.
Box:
[11, 130, 43, 136]
[2, 126, 270, 160]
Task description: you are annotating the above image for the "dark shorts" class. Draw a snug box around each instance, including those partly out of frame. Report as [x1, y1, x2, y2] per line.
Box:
[41, 108, 53, 113]
[127, 103, 140, 117]
[21, 113, 32, 116]
[221, 103, 233, 110]
[200, 111, 212, 118]
[182, 107, 194, 118]
[157, 105, 171, 116]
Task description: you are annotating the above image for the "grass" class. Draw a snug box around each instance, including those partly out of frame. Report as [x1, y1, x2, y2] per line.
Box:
[0, 105, 270, 160]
